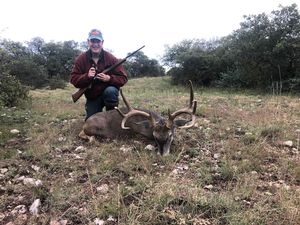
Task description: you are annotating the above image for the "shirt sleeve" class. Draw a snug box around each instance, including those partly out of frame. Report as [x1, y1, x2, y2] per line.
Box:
[70, 54, 93, 88]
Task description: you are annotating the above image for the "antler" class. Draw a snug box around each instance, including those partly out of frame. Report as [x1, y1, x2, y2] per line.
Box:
[169, 80, 197, 129]
[115, 89, 155, 129]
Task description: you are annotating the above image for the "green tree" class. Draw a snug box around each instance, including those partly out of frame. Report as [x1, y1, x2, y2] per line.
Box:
[0, 39, 48, 88]
[163, 4, 300, 92]
[124, 51, 164, 77]
[221, 4, 300, 90]
[163, 39, 223, 85]
[0, 73, 29, 107]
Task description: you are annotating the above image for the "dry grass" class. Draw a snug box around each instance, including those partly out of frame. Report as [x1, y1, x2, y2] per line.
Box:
[0, 76, 299, 224]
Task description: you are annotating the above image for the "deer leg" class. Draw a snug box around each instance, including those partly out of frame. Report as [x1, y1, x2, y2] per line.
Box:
[78, 130, 95, 143]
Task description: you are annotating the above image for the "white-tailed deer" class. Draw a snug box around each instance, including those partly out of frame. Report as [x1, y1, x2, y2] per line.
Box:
[79, 81, 197, 156]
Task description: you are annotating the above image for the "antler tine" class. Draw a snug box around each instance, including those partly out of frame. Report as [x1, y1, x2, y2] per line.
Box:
[188, 80, 194, 108]
[120, 88, 133, 110]
[170, 80, 197, 121]
[178, 100, 197, 129]
[120, 110, 151, 129]
[116, 89, 151, 129]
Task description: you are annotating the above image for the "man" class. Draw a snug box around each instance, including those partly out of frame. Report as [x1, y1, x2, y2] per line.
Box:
[70, 29, 127, 120]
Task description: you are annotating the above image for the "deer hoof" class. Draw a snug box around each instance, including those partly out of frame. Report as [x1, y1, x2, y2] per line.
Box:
[79, 130, 89, 140]
[88, 136, 95, 143]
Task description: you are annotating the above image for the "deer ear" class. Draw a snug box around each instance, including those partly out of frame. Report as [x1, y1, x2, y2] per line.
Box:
[174, 119, 190, 127]
[166, 119, 174, 129]
[149, 112, 156, 127]
[134, 120, 151, 129]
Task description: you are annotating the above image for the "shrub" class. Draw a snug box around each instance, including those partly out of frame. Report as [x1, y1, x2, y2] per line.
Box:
[0, 73, 29, 107]
[48, 77, 67, 90]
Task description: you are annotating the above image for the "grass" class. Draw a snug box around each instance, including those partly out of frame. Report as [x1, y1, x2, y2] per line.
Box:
[0, 76, 299, 224]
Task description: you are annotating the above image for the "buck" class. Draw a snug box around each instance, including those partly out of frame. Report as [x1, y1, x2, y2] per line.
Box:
[79, 81, 197, 156]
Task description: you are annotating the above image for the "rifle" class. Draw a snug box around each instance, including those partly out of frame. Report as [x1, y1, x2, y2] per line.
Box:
[72, 45, 145, 103]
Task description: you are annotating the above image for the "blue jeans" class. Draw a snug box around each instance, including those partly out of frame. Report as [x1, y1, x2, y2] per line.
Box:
[85, 86, 119, 120]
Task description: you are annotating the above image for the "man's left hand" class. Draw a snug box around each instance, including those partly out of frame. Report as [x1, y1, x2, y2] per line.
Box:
[96, 73, 111, 82]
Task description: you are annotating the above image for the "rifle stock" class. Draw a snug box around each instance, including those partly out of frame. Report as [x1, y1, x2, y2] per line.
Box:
[71, 45, 145, 103]
[72, 85, 90, 103]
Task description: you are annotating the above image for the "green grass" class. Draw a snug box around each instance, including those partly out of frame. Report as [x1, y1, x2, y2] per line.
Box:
[0, 76, 299, 224]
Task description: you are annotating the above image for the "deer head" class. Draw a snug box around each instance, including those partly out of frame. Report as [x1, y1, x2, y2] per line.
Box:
[115, 80, 197, 156]
[80, 81, 197, 156]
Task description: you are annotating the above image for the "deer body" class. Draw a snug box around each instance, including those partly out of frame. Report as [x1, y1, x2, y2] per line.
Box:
[83, 107, 161, 139]
[79, 81, 197, 156]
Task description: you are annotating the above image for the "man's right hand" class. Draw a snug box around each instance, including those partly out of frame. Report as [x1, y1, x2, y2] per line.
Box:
[88, 67, 96, 78]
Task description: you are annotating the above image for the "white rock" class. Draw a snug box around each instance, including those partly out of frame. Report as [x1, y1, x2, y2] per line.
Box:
[31, 165, 40, 172]
[283, 140, 293, 147]
[16, 176, 25, 181]
[120, 145, 132, 153]
[265, 191, 273, 196]
[145, 144, 156, 151]
[74, 154, 83, 159]
[250, 171, 258, 175]
[58, 136, 66, 142]
[0, 168, 8, 174]
[11, 205, 27, 215]
[23, 178, 43, 187]
[29, 199, 41, 215]
[204, 184, 214, 190]
[75, 146, 85, 152]
[213, 153, 220, 159]
[96, 184, 109, 194]
[94, 218, 105, 225]
[177, 164, 189, 171]
[10, 129, 20, 134]
[107, 215, 116, 221]
[35, 180, 43, 187]
[23, 178, 35, 185]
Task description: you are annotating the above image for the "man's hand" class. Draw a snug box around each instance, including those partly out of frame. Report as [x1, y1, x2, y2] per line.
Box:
[95, 73, 111, 82]
[88, 67, 96, 78]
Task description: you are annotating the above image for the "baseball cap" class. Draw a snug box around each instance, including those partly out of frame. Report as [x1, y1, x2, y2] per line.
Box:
[88, 29, 103, 41]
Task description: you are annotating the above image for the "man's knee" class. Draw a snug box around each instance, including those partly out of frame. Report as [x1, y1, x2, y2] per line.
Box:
[103, 86, 119, 110]
[103, 86, 119, 99]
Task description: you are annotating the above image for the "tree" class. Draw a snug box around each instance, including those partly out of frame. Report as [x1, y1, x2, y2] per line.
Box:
[163, 4, 300, 91]
[163, 39, 223, 86]
[124, 51, 165, 77]
[27, 38, 81, 81]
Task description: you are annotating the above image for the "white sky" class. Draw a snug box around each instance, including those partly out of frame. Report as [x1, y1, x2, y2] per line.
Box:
[0, 0, 298, 60]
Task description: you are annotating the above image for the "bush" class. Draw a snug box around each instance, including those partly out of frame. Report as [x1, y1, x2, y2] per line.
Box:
[284, 78, 300, 93]
[0, 73, 29, 107]
[215, 70, 245, 88]
[9, 59, 48, 89]
[48, 77, 67, 90]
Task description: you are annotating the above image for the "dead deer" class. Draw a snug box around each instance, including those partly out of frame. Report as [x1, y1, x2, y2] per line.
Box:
[79, 80, 197, 156]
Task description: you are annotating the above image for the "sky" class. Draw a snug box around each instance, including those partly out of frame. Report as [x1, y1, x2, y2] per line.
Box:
[0, 0, 298, 60]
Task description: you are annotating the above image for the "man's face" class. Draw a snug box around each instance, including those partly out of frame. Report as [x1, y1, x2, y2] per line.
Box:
[88, 39, 103, 54]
